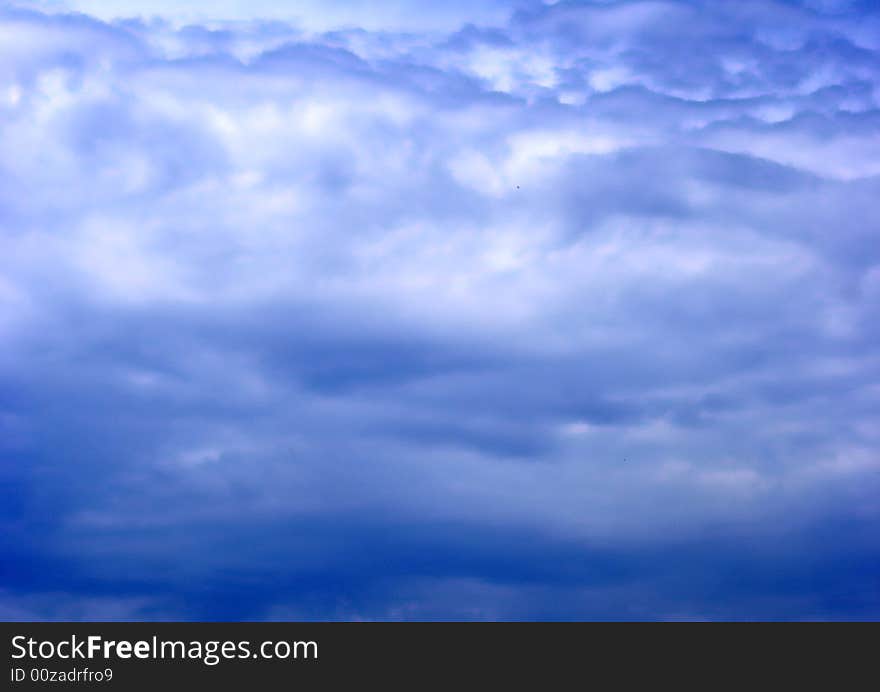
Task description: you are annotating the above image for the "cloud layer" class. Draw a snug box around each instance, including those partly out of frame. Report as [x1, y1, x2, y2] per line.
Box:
[2, 0, 879, 620]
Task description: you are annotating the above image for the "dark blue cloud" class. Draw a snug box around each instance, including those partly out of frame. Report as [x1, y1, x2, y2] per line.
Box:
[1, 0, 879, 620]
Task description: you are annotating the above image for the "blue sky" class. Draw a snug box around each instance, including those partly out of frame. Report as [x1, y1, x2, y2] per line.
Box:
[1, 0, 878, 620]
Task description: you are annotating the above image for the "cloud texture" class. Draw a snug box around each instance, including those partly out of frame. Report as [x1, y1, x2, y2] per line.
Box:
[1, 0, 879, 620]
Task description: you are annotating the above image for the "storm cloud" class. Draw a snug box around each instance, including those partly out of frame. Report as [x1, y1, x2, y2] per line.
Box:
[1, 0, 879, 620]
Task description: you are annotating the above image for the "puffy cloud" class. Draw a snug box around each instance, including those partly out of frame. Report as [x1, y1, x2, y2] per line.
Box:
[1, 0, 879, 619]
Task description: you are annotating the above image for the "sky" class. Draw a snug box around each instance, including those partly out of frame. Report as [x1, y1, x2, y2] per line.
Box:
[0, 0, 878, 620]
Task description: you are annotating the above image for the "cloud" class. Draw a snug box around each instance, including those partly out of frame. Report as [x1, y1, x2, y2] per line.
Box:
[1, 0, 879, 620]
